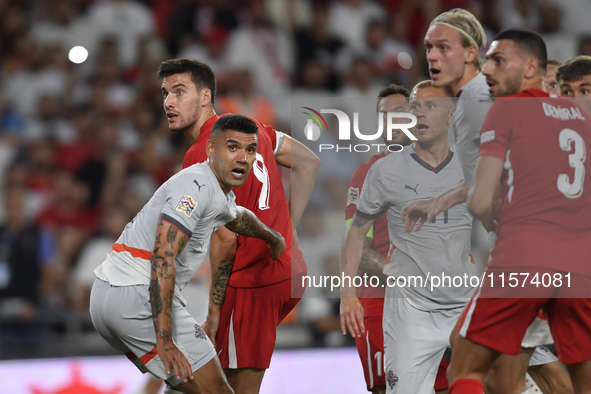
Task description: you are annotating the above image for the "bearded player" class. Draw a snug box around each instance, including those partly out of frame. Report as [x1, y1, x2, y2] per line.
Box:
[158, 58, 320, 394]
[447, 30, 591, 394]
[403, 11, 570, 393]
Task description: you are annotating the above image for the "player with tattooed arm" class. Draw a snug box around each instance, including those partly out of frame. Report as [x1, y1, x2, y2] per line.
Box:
[89, 115, 286, 394]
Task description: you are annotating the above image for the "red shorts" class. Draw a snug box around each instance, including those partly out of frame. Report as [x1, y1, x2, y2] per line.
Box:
[355, 298, 449, 391]
[458, 267, 591, 364]
[355, 313, 385, 391]
[216, 272, 306, 369]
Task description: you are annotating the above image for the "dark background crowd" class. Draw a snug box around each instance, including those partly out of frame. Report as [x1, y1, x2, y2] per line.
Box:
[0, 0, 590, 359]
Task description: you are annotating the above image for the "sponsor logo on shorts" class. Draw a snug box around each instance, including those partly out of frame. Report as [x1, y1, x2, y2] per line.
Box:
[194, 324, 207, 340]
[175, 195, 197, 217]
[387, 370, 399, 389]
[347, 187, 359, 206]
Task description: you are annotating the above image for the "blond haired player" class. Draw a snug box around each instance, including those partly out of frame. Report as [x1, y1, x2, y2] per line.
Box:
[402, 10, 571, 394]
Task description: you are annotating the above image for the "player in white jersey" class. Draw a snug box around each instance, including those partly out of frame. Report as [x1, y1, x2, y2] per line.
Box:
[89, 115, 286, 394]
[340, 81, 474, 394]
[404, 10, 570, 394]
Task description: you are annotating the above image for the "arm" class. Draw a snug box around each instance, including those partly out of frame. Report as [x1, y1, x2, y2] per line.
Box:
[224, 206, 286, 260]
[339, 215, 374, 338]
[467, 155, 504, 224]
[202, 226, 236, 346]
[344, 218, 387, 280]
[400, 183, 469, 232]
[275, 134, 321, 228]
[149, 219, 193, 382]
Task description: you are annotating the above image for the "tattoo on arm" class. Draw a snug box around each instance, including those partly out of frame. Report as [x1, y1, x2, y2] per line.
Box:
[211, 257, 234, 306]
[359, 237, 387, 280]
[225, 207, 278, 243]
[351, 216, 368, 228]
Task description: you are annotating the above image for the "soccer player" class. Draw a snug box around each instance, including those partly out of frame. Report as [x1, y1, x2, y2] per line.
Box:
[406, 13, 568, 392]
[157, 59, 320, 394]
[89, 115, 287, 394]
[341, 81, 474, 394]
[344, 84, 450, 394]
[447, 32, 591, 394]
[557, 56, 591, 114]
[544, 59, 561, 97]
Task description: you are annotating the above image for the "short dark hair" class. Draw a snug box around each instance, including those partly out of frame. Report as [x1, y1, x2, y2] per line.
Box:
[157, 59, 217, 104]
[547, 59, 561, 67]
[492, 29, 547, 73]
[556, 56, 591, 83]
[211, 114, 259, 137]
[376, 84, 410, 111]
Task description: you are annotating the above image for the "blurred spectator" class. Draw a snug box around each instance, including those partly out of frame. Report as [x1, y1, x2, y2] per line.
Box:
[35, 170, 100, 237]
[579, 36, 591, 57]
[551, 0, 591, 37]
[216, 68, 276, 127]
[498, 0, 543, 31]
[24, 95, 77, 144]
[327, 0, 385, 51]
[29, 0, 100, 62]
[294, 3, 344, 91]
[2, 40, 67, 117]
[178, 26, 232, 88]
[538, 1, 576, 62]
[0, 3, 28, 64]
[265, 0, 313, 38]
[297, 208, 344, 346]
[70, 206, 129, 311]
[339, 57, 383, 97]
[225, 0, 294, 123]
[0, 186, 54, 352]
[88, 0, 156, 67]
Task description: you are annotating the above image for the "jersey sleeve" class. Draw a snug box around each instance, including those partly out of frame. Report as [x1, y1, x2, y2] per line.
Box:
[258, 122, 284, 155]
[478, 99, 514, 160]
[159, 173, 211, 238]
[355, 162, 387, 220]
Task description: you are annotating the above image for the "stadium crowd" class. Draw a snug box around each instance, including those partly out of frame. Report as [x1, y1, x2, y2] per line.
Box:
[1, 0, 591, 359]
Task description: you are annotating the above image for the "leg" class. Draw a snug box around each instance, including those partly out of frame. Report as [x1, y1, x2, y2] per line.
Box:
[224, 368, 266, 394]
[171, 357, 233, 394]
[447, 334, 500, 393]
[566, 360, 591, 394]
[354, 304, 386, 394]
[484, 348, 534, 394]
[529, 361, 574, 394]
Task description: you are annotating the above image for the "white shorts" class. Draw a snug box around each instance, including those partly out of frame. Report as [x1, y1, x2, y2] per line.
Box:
[529, 346, 559, 366]
[383, 286, 462, 394]
[89, 279, 216, 386]
[522, 316, 554, 348]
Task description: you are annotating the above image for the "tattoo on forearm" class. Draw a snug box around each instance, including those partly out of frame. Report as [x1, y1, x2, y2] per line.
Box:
[211, 257, 234, 306]
[359, 237, 387, 279]
[226, 208, 276, 242]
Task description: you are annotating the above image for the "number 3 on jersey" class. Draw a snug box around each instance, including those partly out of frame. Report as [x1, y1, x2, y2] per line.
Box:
[557, 128, 586, 199]
[253, 153, 271, 210]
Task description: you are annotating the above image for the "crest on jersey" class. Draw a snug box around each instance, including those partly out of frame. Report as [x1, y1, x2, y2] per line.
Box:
[387, 370, 399, 389]
[176, 195, 197, 217]
[347, 187, 359, 206]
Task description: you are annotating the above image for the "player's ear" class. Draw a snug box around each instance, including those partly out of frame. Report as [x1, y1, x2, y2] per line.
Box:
[524, 56, 539, 79]
[200, 88, 212, 107]
[465, 44, 478, 65]
[206, 139, 214, 159]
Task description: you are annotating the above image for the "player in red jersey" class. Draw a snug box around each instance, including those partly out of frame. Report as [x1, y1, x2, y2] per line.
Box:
[447, 30, 591, 394]
[157, 59, 320, 394]
[344, 84, 450, 394]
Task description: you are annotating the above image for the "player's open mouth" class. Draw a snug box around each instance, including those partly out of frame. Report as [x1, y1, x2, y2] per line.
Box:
[430, 68, 441, 78]
[417, 124, 429, 134]
[486, 79, 496, 91]
[167, 112, 178, 121]
[231, 167, 246, 178]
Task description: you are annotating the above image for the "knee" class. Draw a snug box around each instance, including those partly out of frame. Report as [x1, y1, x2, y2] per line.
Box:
[484, 367, 504, 394]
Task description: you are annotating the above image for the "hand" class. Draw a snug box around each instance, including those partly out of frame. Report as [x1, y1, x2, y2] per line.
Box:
[339, 297, 365, 338]
[202, 309, 221, 348]
[156, 340, 194, 383]
[269, 231, 286, 260]
[400, 199, 433, 232]
[482, 199, 502, 232]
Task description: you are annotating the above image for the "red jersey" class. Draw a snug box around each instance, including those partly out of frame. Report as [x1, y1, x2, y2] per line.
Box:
[183, 115, 306, 287]
[479, 89, 591, 275]
[345, 152, 388, 313]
